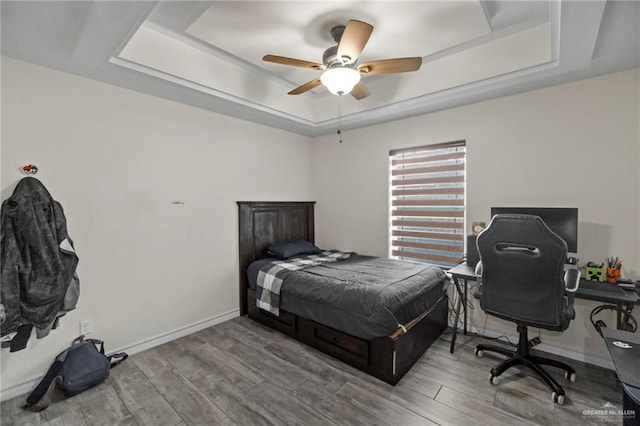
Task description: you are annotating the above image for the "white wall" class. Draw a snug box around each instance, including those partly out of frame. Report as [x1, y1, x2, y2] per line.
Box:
[311, 69, 640, 365]
[0, 57, 312, 395]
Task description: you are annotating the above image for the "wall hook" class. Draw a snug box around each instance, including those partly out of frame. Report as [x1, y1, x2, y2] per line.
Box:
[21, 164, 38, 175]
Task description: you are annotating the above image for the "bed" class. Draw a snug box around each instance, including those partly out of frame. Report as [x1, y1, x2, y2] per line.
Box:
[238, 201, 448, 385]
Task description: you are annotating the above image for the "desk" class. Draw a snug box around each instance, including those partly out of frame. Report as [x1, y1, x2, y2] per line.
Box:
[577, 280, 639, 330]
[447, 262, 640, 353]
[448, 263, 476, 353]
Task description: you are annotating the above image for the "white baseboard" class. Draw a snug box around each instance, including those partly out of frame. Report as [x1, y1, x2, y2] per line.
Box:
[0, 309, 240, 402]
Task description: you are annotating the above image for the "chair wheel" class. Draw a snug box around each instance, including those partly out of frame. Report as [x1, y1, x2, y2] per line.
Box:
[475, 348, 484, 358]
[489, 374, 499, 385]
[552, 392, 565, 405]
[564, 371, 576, 382]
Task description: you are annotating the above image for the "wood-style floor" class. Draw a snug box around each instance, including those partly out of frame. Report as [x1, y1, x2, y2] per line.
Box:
[2, 316, 622, 426]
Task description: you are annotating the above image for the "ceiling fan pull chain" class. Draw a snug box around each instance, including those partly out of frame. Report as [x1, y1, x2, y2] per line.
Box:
[337, 99, 343, 143]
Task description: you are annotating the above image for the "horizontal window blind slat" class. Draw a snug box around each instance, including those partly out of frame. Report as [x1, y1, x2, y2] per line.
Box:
[391, 151, 465, 166]
[390, 140, 465, 156]
[392, 210, 464, 218]
[392, 240, 462, 252]
[392, 250, 461, 264]
[392, 199, 464, 206]
[392, 188, 465, 196]
[391, 176, 464, 186]
[391, 163, 464, 176]
[392, 220, 464, 229]
[392, 230, 464, 241]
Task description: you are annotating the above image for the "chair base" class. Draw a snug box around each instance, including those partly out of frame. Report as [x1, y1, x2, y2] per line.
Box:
[475, 326, 575, 404]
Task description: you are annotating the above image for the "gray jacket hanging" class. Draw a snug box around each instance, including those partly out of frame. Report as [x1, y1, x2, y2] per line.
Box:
[1, 177, 79, 351]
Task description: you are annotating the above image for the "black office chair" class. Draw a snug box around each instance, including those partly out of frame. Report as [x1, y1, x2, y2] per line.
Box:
[474, 214, 580, 405]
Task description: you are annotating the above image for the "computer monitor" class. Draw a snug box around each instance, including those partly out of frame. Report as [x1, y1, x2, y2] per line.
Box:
[490, 207, 578, 253]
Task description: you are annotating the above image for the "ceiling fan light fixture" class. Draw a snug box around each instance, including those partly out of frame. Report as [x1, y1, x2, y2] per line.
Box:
[320, 67, 361, 96]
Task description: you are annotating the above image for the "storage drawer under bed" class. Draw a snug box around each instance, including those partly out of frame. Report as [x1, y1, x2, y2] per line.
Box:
[297, 318, 369, 368]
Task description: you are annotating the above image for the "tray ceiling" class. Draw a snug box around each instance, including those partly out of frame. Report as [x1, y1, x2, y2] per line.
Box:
[2, 1, 639, 136]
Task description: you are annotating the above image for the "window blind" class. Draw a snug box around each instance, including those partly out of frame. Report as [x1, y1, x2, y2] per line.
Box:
[389, 141, 466, 268]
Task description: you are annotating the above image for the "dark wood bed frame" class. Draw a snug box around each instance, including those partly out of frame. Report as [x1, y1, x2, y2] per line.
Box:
[238, 201, 448, 385]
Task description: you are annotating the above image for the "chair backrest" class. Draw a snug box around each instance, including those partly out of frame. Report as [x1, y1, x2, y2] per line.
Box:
[477, 214, 568, 329]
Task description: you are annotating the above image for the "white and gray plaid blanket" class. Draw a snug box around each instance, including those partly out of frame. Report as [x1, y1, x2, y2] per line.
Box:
[256, 250, 352, 315]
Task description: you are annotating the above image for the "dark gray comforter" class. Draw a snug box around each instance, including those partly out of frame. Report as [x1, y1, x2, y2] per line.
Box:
[249, 255, 447, 339]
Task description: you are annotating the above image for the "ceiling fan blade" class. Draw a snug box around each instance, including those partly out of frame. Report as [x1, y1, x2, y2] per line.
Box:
[337, 20, 373, 62]
[288, 78, 322, 95]
[263, 54, 324, 70]
[358, 57, 422, 75]
[350, 82, 371, 100]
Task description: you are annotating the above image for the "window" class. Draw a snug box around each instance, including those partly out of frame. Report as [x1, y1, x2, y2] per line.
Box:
[389, 141, 466, 268]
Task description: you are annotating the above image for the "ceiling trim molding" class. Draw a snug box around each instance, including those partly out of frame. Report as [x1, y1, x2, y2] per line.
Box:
[312, 59, 561, 136]
[109, 56, 318, 128]
[124, 21, 324, 99]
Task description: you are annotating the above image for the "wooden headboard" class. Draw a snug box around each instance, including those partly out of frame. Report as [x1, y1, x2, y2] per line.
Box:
[237, 201, 316, 315]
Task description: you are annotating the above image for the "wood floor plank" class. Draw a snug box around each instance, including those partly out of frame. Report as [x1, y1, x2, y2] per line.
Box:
[292, 381, 384, 426]
[217, 320, 272, 350]
[164, 336, 263, 392]
[73, 381, 136, 426]
[390, 367, 442, 399]
[436, 385, 538, 426]
[388, 382, 480, 426]
[264, 340, 349, 392]
[336, 381, 438, 426]
[227, 341, 309, 390]
[427, 341, 560, 402]
[247, 381, 338, 426]
[493, 386, 556, 424]
[192, 325, 241, 350]
[410, 361, 497, 403]
[552, 397, 616, 426]
[39, 395, 87, 426]
[131, 351, 234, 425]
[1, 397, 44, 426]
[155, 339, 212, 383]
[193, 376, 286, 426]
[108, 360, 182, 426]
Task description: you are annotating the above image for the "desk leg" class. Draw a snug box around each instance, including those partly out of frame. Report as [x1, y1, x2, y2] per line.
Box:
[463, 279, 468, 335]
[618, 303, 635, 330]
[617, 307, 622, 330]
[450, 276, 465, 354]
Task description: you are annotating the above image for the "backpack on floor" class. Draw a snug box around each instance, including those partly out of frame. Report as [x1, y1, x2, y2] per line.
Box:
[22, 336, 127, 412]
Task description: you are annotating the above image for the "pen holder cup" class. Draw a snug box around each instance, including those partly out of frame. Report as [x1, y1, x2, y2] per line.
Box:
[585, 266, 606, 282]
[606, 267, 621, 284]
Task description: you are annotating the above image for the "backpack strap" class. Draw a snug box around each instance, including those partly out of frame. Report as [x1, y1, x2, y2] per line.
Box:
[83, 337, 127, 367]
[85, 338, 105, 354]
[22, 337, 81, 411]
[22, 357, 63, 412]
[107, 352, 128, 368]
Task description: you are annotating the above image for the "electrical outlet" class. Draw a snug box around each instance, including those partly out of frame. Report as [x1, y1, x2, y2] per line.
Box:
[79, 319, 92, 335]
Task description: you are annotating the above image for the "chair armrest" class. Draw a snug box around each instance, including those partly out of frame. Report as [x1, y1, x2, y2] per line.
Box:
[564, 269, 580, 293]
[474, 261, 483, 277]
[563, 269, 580, 323]
[473, 261, 483, 300]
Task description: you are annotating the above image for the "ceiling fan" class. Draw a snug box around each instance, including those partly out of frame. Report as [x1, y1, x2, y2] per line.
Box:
[263, 20, 422, 100]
